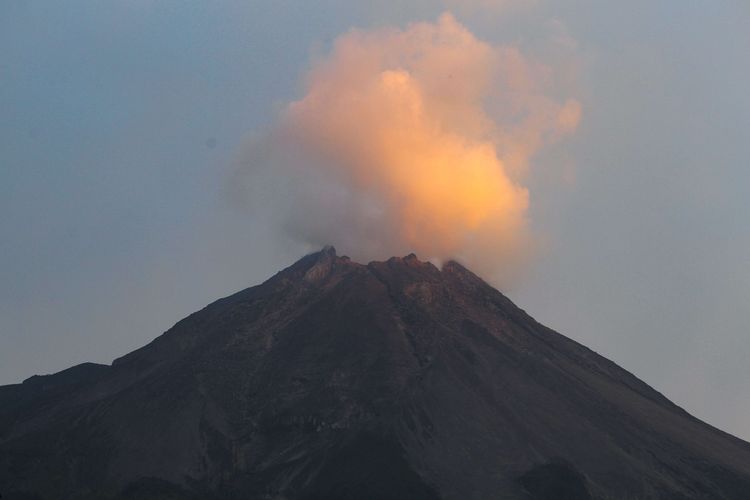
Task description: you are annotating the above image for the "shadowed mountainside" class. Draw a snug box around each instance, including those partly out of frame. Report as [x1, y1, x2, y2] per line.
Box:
[2, 247, 750, 499]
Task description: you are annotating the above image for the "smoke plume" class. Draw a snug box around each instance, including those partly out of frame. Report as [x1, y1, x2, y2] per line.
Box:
[239, 13, 580, 283]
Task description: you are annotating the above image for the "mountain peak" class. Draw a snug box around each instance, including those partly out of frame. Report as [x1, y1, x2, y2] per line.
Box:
[3, 249, 750, 499]
[320, 244, 337, 257]
[302, 245, 338, 284]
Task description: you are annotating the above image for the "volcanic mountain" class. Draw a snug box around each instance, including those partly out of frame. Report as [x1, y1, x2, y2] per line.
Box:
[2, 247, 750, 499]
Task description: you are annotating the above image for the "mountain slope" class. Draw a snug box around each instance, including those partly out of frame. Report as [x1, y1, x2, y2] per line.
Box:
[2, 247, 750, 499]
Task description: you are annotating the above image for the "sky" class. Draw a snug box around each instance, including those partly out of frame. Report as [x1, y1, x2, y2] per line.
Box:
[1, 1, 749, 440]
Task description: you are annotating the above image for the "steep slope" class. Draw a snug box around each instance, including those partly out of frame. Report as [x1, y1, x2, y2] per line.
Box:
[2, 247, 750, 499]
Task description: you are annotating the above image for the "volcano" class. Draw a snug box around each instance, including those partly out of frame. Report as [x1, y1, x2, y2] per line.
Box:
[2, 247, 750, 499]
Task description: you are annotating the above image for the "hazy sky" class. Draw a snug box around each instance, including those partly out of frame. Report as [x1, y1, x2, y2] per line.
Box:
[2, 1, 749, 440]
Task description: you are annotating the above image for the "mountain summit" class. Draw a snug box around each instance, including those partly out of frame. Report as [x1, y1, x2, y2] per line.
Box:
[2, 248, 750, 499]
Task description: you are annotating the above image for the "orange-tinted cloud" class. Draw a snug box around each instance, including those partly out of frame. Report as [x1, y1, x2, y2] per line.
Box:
[244, 13, 580, 283]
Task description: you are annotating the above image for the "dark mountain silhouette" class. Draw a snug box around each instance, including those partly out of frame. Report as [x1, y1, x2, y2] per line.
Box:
[2, 247, 750, 499]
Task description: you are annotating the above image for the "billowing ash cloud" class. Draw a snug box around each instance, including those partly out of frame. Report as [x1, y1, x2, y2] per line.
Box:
[238, 13, 580, 284]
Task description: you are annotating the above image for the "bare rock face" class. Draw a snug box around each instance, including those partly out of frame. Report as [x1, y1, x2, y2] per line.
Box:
[2, 248, 750, 499]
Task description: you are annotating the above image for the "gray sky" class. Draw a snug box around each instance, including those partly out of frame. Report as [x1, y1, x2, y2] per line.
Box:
[2, 1, 749, 441]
